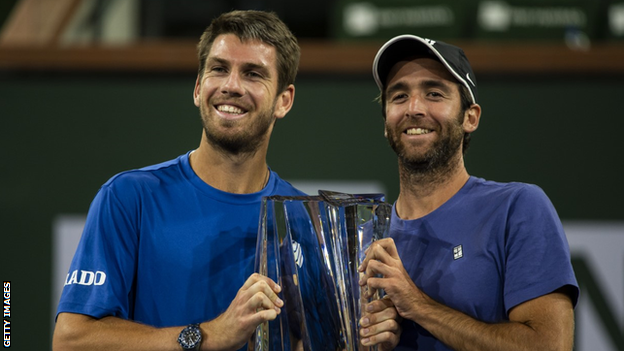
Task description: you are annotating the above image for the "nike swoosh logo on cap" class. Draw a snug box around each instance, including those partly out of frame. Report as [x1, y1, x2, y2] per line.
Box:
[466, 73, 475, 87]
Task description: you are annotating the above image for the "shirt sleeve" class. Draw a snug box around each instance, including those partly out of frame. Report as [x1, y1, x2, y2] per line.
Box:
[56, 176, 140, 320]
[503, 184, 579, 314]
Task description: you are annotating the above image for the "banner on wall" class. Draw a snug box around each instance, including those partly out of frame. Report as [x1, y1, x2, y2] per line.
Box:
[332, 0, 474, 40]
[565, 222, 624, 351]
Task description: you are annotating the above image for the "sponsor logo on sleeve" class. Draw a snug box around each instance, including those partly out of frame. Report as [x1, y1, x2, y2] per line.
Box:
[64, 270, 107, 286]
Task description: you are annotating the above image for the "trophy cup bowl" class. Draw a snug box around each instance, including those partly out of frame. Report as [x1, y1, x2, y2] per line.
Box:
[251, 190, 392, 351]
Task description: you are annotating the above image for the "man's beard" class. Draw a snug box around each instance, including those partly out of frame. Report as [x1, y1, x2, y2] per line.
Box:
[199, 101, 275, 156]
[386, 111, 465, 176]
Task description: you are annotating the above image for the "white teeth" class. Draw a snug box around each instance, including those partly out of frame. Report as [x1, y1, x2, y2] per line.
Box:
[218, 105, 244, 114]
[406, 128, 431, 135]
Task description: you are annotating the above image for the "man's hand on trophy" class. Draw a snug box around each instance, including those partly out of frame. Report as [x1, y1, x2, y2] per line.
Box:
[358, 238, 422, 324]
[359, 296, 402, 350]
[206, 273, 284, 350]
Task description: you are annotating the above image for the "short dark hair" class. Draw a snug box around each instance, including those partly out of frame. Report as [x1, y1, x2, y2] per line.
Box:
[196, 10, 300, 94]
[377, 82, 474, 155]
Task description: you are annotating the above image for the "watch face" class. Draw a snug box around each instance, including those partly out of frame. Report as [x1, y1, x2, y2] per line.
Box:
[178, 325, 202, 349]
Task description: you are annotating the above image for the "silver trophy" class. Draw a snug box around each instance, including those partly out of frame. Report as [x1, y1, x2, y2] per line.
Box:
[252, 190, 392, 351]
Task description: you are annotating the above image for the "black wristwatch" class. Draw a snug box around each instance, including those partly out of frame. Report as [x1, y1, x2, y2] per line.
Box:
[178, 323, 202, 351]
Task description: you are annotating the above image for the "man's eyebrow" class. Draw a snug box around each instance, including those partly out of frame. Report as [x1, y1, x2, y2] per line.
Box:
[386, 79, 454, 96]
[420, 79, 453, 93]
[206, 57, 229, 66]
[385, 81, 409, 96]
[243, 62, 270, 75]
[206, 57, 271, 76]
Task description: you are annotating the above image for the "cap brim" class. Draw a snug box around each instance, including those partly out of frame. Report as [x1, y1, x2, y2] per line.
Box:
[373, 35, 435, 90]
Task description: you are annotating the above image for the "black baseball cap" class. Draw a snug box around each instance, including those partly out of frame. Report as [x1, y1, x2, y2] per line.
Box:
[372, 34, 478, 104]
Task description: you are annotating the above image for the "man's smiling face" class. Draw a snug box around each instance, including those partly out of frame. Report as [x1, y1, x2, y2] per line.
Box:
[384, 56, 467, 172]
[194, 33, 286, 155]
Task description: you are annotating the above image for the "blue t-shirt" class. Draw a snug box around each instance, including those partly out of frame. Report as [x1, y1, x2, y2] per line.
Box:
[57, 152, 306, 330]
[391, 176, 579, 350]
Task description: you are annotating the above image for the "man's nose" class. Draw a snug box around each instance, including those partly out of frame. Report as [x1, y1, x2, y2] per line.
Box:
[221, 71, 244, 96]
[406, 95, 426, 117]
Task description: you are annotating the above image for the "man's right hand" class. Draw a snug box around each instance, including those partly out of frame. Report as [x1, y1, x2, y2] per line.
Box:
[202, 273, 283, 350]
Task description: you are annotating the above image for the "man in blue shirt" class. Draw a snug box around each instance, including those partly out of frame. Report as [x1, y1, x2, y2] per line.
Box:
[358, 35, 579, 351]
[53, 9, 301, 351]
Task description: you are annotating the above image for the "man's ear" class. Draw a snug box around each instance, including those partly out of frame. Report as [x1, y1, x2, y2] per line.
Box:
[193, 75, 202, 107]
[463, 104, 481, 133]
[274, 84, 295, 119]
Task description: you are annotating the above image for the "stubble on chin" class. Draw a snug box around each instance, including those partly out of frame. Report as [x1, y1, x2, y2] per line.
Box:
[198, 101, 274, 156]
[386, 114, 465, 178]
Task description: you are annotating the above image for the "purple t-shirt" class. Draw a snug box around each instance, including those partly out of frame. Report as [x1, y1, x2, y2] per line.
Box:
[391, 176, 578, 350]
